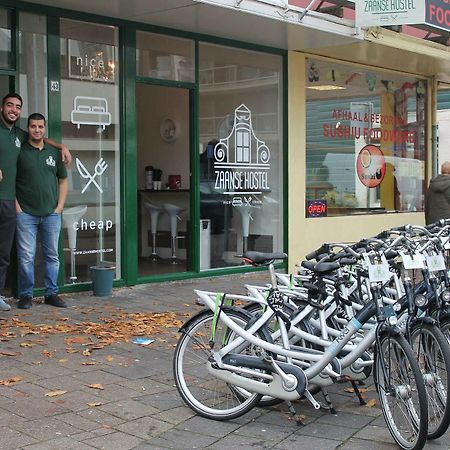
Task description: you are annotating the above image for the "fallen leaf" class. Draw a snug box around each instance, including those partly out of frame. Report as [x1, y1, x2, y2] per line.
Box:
[0, 351, 19, 356]
[81, 361, 97, 366]
[66, 348, 78, 353]
[82, 349, 91, 356]
[105, 355, 114, 362]
[86, 383, 104, 390]
[45, 390, 67, 397]
[20, 342, 33, 347]
[42, 350, 53, 358]
[58, 358, 68, 363]
[366, 399, 377, 407]
[344, 387, 369, 393]
[87, 402, 102, 407]
[0, 376, 23, 386]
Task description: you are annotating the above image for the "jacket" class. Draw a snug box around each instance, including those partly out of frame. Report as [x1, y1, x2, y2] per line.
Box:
[425, 174, 450, 224]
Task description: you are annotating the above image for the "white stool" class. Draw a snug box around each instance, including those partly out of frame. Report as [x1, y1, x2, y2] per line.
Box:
[163, 203, 185, 264]
[143, 202, 163, 260]
[62, 205, 88, 283]
[237, 205, 253, 254]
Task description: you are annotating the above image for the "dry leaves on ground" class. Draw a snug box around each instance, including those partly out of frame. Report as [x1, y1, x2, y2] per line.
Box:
[86, 383, 104, 390]
[0, 376, 23, 386]
[45, 390, 67, 397]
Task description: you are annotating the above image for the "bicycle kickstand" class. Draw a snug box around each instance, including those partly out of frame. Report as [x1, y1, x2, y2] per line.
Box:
[350, 380, 367, 406]
[285, 400, 304, 425]
[321, 387, 337, 415]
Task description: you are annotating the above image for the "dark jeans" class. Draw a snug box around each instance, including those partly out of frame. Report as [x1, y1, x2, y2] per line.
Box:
[0, 199, 16, 292]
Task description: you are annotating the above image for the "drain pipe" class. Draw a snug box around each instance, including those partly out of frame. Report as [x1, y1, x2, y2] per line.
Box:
[298, 0, 319, 21]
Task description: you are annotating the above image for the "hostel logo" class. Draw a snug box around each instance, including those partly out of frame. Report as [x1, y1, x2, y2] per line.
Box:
[356, 145, 386, 188]
[46, 155, 56, 167]
[213, 104, 270, 206]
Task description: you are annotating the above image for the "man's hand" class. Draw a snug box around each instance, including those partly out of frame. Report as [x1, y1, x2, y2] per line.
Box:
[0, 169, 2, 182]
[15, 200, 22, 213]
[61, 145, 72, 165]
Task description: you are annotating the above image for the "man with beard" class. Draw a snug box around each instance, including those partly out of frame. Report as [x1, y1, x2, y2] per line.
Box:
[0, 93, 71, 311]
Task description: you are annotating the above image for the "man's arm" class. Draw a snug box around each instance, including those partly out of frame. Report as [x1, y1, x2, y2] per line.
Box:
[44, 138, 72, 165]
[55, 178, 69, 214]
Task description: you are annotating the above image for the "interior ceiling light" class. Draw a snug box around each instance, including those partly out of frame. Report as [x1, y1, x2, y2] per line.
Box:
[307, 85, 347, 91]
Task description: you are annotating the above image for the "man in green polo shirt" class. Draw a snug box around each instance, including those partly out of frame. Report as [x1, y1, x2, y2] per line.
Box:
[16, 113, 68, 309]
[0, 93, 71, 312]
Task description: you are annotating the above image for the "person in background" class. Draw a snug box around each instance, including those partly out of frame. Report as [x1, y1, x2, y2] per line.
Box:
[15, 113, 69, 309]
[0, 93, 71, 312]
[425, 161, 450, 225]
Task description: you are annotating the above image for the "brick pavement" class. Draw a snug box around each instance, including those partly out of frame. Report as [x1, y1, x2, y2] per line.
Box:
[0, 272, 449, 449]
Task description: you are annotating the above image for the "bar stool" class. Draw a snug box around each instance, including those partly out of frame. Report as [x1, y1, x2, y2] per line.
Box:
[62, 205, 88, 283]
[162, 203, 185, 264]
[143, 202, 163, 261]
[237, 205, 253, 254]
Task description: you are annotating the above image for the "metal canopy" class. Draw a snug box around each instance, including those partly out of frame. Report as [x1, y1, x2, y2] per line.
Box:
[23, 0, 361, 51]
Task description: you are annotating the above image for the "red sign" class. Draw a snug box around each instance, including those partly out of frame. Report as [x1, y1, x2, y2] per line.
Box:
[306, 200, 327, 218]
[356, 145, 386, 188]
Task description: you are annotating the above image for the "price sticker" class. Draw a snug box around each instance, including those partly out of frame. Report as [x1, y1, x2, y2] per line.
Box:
[400, 253, 424, 270]
[368, 263, 391, 282]
[426, 254, 446, 272]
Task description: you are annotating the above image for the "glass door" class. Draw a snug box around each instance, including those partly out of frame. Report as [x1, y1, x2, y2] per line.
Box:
[136, 83, 191, 277]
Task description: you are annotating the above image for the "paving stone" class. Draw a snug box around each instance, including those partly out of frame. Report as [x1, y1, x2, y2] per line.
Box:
[176, 415, 241, 437]
[153, 405, 196, 424]
[233, 421, 295, 441]
[46, 390, 105, 412]
[0, 407, 26, 427]
[337, 437, 398, 449]
[316, 411, 375, 428]
[12, 417, 83, 441]
[353, 425, 398, 444]
[77, 408, 125, 427]
[1, 396, 68, 419]
[207, 433, 276, 449]
[98, 398, 159, 420]
[137, 390, 185, 411]
[0, 426, 38, 449]
[118, 378, 174, 395]
[83, 431, 143, 449]
[56, 412, 104, 431]
[115, 416, 173, 439]
[274, 434, 341, 449]
[22, 437, 94, 449]
[142, 428, 219, 449]
[295, 421, 358, 441]
[71, 369, 128, 386]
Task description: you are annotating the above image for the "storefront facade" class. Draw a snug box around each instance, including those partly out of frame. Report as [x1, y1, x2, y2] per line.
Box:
[2, 0, 449, 293]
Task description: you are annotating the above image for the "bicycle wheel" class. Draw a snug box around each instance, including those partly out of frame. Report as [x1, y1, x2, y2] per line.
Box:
[440, 315, 450, 344]
[410, 322, 450, 439]
[374, 332, 428, 450]
[173, 308, 267, 420]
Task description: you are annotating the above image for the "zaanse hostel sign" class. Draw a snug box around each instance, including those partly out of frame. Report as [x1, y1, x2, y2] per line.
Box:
[354, 0, 450, 31]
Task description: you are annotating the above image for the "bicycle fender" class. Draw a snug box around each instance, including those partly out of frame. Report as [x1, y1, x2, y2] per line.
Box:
[411, 316, 436, 327]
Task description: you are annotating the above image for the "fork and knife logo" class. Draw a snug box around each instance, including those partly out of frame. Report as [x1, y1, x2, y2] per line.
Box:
[76, 158, 108, 194]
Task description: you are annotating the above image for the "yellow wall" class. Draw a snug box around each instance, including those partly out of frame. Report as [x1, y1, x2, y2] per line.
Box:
[287, 51, 425, 271]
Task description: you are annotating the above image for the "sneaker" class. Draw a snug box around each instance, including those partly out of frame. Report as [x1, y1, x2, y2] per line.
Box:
[18, 296, 32, 309]
[0, 296, 11, 311]
[44, 294, 67, 308]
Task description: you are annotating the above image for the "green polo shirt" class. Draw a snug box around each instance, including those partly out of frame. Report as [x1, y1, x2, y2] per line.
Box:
[0, 121, 28, 200]
[16, 142, 67, 216]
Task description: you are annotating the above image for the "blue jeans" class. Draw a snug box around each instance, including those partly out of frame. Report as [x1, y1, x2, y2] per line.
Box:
[16, 212, 61, 298]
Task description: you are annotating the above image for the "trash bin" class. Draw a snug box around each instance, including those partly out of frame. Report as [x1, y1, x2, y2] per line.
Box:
[90, 265, 115, 297]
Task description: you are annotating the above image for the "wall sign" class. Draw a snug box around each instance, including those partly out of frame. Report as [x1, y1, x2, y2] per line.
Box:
[356, 144, 386, 188]
[213, 104, 270, 208]
[68, 40, 116, 83]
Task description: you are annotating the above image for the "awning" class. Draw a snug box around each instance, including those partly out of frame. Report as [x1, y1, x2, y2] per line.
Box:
[25, 0, 362, 51]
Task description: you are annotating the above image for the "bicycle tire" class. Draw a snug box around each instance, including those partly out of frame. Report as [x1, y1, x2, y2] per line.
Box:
[374, 332, 428, 450]
[410, 322, 450, 439]
[173, 308, 268, 420]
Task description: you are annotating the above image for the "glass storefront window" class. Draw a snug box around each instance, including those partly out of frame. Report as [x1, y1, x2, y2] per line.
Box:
[437, 83, 450, 171]
[0, 8, 11, 69]
[136, 31, 194, 82]
[60, 19, 120, 284]
[305, 58, 426, 217]
[18, 12, 47, 125]
[199, 43, 283, 268]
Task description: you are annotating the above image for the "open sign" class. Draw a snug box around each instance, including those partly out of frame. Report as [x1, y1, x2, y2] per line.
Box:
[307, 200, 327, 218]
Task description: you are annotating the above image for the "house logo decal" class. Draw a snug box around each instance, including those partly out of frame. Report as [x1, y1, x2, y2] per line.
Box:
[213, 104, 270, 206]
